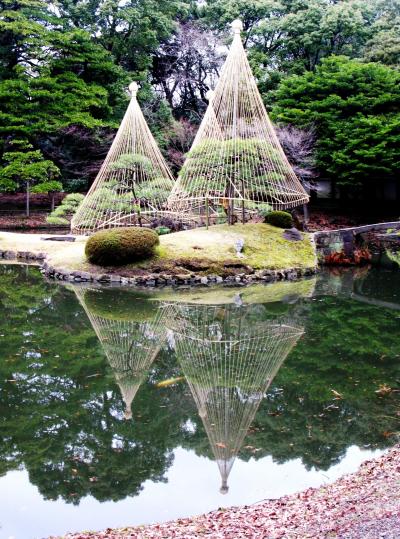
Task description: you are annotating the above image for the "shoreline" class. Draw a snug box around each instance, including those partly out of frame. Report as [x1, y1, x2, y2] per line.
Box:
[0, 227, 318, 287]
[51, 443, 400, 539]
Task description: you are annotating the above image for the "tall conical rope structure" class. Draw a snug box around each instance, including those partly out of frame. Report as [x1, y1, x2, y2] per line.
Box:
[167, 20, 309, 225]
[71, 82, 175, 234]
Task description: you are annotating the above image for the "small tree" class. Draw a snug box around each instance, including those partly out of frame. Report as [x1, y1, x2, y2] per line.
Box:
[179, 138, 287, 225]
[107, 153, 174, 227]
[275, 125, 317, 189]
[32, 180, 63, 211]
[46, 193, 84, 226]
[0, 145, 60, 217]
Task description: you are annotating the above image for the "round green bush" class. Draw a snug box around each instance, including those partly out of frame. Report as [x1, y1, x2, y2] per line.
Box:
[264, 210, 294, 229]
[85, 227, 159, 266]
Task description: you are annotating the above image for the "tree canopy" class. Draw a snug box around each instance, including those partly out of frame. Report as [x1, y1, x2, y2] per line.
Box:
[0, 0, 399, 195]
[271, 55, 400, 193]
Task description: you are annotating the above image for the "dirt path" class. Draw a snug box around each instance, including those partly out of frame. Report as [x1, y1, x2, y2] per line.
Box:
[53, 444, 400, 539]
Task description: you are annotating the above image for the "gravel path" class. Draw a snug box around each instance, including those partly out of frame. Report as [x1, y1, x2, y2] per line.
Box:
[54, 444, 400, 539]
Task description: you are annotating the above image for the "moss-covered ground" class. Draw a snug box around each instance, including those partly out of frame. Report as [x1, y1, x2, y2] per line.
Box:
[0, 223, 317, 276]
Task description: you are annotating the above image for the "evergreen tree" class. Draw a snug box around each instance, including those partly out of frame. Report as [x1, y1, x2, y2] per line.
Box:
[272, 56, 400, 195]
[0, 0, 127, 193]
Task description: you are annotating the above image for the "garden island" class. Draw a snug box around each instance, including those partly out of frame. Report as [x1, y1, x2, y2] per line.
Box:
[0, 1, 399, 538]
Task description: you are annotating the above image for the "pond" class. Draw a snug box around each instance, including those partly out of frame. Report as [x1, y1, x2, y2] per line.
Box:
[0, 264, 399, 539]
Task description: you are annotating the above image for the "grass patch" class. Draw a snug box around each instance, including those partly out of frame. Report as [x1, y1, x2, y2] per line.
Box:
[151, 223, 316, 271]
[2, 223, 317, 276]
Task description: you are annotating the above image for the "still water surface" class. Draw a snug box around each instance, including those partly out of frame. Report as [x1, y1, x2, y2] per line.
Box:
[0, 265, 399, 539]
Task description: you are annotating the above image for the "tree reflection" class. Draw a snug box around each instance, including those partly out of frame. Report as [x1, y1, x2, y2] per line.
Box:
[74, 287, 170, 419]
[0, 265, 399, 506]
[162, 289, 306, 492]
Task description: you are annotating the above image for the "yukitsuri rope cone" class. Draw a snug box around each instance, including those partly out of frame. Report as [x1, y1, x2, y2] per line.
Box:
[74, 287, 169, 419]
[71, 82, 174, 234]
[165, 300, 303, 492]
[167, 20, 309, 225]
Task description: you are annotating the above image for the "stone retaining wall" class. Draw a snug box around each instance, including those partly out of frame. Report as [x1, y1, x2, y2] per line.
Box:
[41, 260, 317, 286]
[314, 221, 400, 263]
[0, 249, 46, 261]
[0, 244, 317, 286]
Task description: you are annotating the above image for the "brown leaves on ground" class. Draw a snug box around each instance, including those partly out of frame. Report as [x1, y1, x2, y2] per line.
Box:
[51, 444, 400, 539]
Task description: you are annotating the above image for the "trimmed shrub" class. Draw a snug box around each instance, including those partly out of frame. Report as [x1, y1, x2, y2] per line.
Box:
[64, 193, 85, 204]
[264, 210, 293, 229]
[46, 192, 84, 225]
[85, 227, 159, 266]
[46, 215, 69, 225]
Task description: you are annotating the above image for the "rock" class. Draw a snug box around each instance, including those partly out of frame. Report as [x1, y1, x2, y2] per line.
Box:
[97, 274, 111, 283]
[200, 276, 208, 285]
[286, 270, 298, 280]
[79, 271, 93, 281]
[283, 227, 303, 241]
[262, 272, 275, 282]
[235, 237, 245, 253]
[41, 235, 76, 242]
[3, 250, 16, 259]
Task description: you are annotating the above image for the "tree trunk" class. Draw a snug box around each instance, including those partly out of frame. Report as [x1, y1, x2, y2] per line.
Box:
[26, 181, 30, 218]
[303, 203, 309, 226]
[50, 192, 55, 212]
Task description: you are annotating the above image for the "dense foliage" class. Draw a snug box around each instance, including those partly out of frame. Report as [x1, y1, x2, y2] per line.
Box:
[0, 0, 399, 198]
[272, 56, 400, 194]
[46, 192, 84, 225]
[85, 226, 159, 265]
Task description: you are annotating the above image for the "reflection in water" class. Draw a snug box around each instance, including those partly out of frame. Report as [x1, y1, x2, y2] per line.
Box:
[75, 287, 169, 419]
[1, 265, 400, 538]
[165, 300, 304, 492]
[74, 281, 311, 491]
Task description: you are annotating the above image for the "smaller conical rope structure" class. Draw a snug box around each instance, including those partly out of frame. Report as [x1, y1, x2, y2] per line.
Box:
[164, 302, 303, 492]
[71, 82, 175, 234]
[167, 20, 309, 224]
[74, 287, 170, 419]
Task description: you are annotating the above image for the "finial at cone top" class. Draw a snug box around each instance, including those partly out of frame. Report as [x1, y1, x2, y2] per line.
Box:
[129, 81, 140, 98]
[231, 19, 243, 35]
[205, 89, 214, 101]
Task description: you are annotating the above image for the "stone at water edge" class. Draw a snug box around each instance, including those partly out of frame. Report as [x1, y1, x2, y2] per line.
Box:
[41, 235, 76, 242]
[283, 228, 303, 241]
